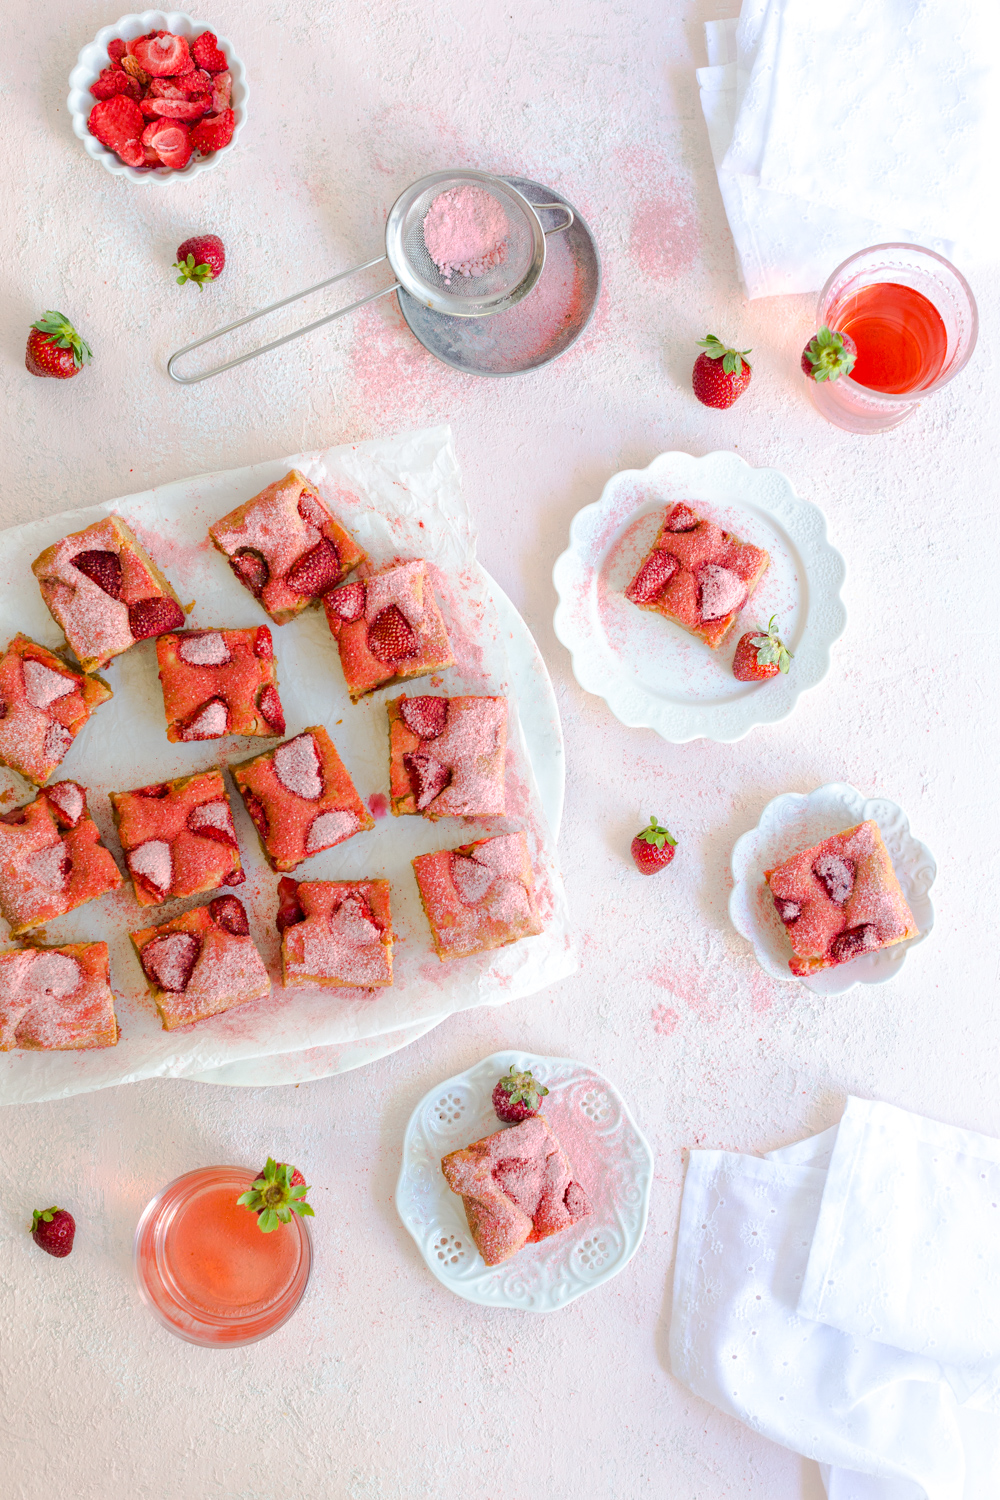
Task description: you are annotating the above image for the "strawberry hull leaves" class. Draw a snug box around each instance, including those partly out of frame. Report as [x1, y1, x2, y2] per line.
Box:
[237, 1157, 314, 1233]
[800, 326, 857, 383]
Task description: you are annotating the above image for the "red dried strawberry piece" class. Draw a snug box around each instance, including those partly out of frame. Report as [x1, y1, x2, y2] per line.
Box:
[141, 119, 192, 170]
[45, 782, 85, 828]
[131, 33, 191, 77]
[275, 877, 305, 932]
[627, 549, 678, 604]
[296, 488, 328, 530]
[149, 69, 213, 99]
[210, 72, 232, 112]
[143, 97, 208, 122]
[187, 800, 238, 847]
[180, 696, 229, 739]
[697, 564, 746, 622]
[253, 626, 273, 658]
[368, 606, 418, 663]
[231, 549, 268, 597]
[829, 924, 876, 964]
[72, 549, 122, 599]
[774, 897, 801, 925]
[142, 145, 163, 167]
[141, 930, 201, 992]
[107, 38, 127, 64]
[190, 109, 236, 153]
[209, 894, 250, 936]
[225, 866, 246, 886]
[128, 596, 185, 640]
[813, 854, 855, 905]
[665, 504, 700, 533]
[129, 839, 172, 900]
[88, 94, 145, 166]
[243, 789, 269, 840]
[404, 752, 450, 810]
[126, 32, 162, 58]
[257, 684, 285, 735]
[135, 783, 170, 798]
[286, 538, 341, 597]
[399, 695, 447, 739]
[192, 31, 228, 72]
[273, 735, 322, 800]
[91, 66, 141, 101]
[326, 582, 365, 622]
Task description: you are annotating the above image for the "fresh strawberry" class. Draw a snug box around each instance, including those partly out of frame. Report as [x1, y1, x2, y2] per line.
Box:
[90, 66, 141, 101]
[72, 549, 122, 597]
[286, 538, 341, 595]
[326, 582, 365, 622]
[257, 684, 285, 735]
[732, 615, 792, 682]
[492, 1065, 549, 1124]
[367, 606, 418, 663]
[131, 33, 191, 77]
[403, 751, 450, 810]
[626, 549, 677, 604]
[692, 334, 752, 409]
[276, 877, 305, 932]
[107, 38, 127, 64]
[88, 94, 145, 166]
[25, 312, 92, 380]
[142, 120, 192, 171]
[30, 1206, 76, 1258]
[630, 815, 677, 875]
[231, 549, 268, 596]
[237, 1158, 313, 1233]
[189, 108, 236, 154]
[209, 894, 250, 936]
[192, 31, 229, 73]
[800, 326, 857, 382]
[399, 695, 448, 739]
[127, 596, 185, 640]
[174, 234, 226, 288]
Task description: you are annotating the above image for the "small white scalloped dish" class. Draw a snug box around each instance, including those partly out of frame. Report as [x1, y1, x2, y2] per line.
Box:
[67, 10, 247, 185]
[552, 451, 847, 742]
[395, 1051, 654, 1312]
[729, 782, 936, 996]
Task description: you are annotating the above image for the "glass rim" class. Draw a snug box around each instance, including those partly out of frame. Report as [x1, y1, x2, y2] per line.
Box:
[817, 241, 979, 403]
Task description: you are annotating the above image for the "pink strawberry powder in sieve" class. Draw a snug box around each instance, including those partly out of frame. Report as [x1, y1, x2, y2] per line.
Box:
[422, 185, 509, 283]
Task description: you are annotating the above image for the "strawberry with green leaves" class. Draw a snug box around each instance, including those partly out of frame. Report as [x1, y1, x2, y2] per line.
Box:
[492, 1065, 549, 1124]
[30, 1206, 76, 1257]
[630, 816, 677, 875]
[25, 313, 92, 380]
[174, 234, 226, 288]
[237, 1158, 314, 1233]
[800, 326, 857, 382]
[692, 334, 752, 409]
[732, 616, 792, 681]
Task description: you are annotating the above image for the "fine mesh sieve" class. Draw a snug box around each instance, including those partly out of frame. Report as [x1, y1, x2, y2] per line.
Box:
[167, 169, 572, 384]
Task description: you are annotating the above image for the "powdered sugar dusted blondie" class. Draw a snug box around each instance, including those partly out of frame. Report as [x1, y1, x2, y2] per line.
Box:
[388, 694, 506, 819]
[0, 782, 122, 937]
[110, 768, 244, 907]
[0, 634, 112, 785]
[324, 561, 455, 702]
[0, 941, 118, 1051]
[156, 626, 285, 741]
[276, 877, 393, 988]
[131, 894, 270, 1030]
[412, 831, 543, 961]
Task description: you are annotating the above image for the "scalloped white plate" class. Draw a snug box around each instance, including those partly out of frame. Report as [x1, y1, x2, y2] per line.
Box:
[552, 451, 846, 742]
[395, 1051, 654, 1312]
[729, 782, 936, 995]
[68, 10, 248, 185]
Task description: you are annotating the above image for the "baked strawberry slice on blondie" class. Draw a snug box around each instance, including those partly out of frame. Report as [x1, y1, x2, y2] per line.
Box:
[625, 501, 770, 649]
[276, 877, 393, 988]
[0, 942, 118, 1051]
[0, 634, 112, 785]
[155, 626, 285, 741]
[0, 782, 122, 937]
[388, 694, 507, 819]
[231, 727, 374, 874]
[131, 894, 270, 1030]
[32, 515, 186, 673]
[209, 469, 366, 626]
[323, 561, 455, 703]
[110, 768, 244, 907]
[412, 831, 544, 961]
[765, 819, 919, 977]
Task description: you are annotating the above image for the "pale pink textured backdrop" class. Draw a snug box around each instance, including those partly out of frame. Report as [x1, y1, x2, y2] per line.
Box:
[2, 2, 998, 1497]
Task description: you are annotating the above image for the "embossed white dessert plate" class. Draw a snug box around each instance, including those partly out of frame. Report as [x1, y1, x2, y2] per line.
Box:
[729, 782, 936, 996]
[395, 1051, 654, 1312]
[552, 451, 847, 742]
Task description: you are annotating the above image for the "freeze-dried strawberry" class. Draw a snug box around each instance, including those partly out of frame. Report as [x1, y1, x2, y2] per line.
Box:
[231, 549, 268, 596]
[626, 550, 678, 605]
[211, 71, 232, 112]
[273, 735, 322, 800]
[178, 632, 231, 667]
[305, 810, 358, 854]
[129, 839, 172, 900]
[665, 504, 700, 533]
[192, 31, 228, 72]
[187, 800, 238, 847]
[143, 97, 208, 122]
[149, 69, 212, 99]
[141, 119, 192, 170]
[46, 782, 84, 828]
[297, 490, 328, 530]
[253, 627, 273, 659]
[128, 597, 185, 640]
[367, 606, 417, 663]
[190, 109, 235, 154]
[131, 33, 191, 77]
[697, 564, 746, 622]
[209, 894, 250, 936]
[180, 697, 229, 739]
[88, 95, 145, 166]
[72, 549, 122, 598]
[22, 660, 74, 710]
[326, 582, 365, 622]
[450, 853, 494, 905]
[399, 696, 448, 739]
[257, 685, 285, 735]
[142, 145, 163, 167]
[404, 752, 450, 810]
[90, 66, 141, 101]
[286, 538, 341, 597]
[107, 38, 127, 64]
[141, 930, 201, 991]
[275, 877, 304, 932]
[126, 32, 160, 57]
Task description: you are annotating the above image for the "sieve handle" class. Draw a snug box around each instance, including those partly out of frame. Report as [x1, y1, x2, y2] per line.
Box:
[534, 202, 575, 237]
[166, 255, 401, 384]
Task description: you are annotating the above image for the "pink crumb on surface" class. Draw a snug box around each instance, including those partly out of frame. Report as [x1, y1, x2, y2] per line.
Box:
[422, 185, 509, 283]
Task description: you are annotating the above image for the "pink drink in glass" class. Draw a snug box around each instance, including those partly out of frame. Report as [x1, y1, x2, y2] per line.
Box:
[134, 1166, 311, 1347]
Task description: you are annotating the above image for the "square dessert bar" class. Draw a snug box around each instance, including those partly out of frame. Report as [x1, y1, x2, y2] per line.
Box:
[388, 694, 507, 820]
[231, 726, 374, 874]
[441, 1115, 592, 1267]
[276, 877, 393, 989]
[156, 626, 285, 741]
[32, 515, 186, 673]
[110, 768, 244, 907]
[0, 634, 112, 785]
[131, 894, 270, 1031]
[0, 942, 118, 1051]
[209, 469, 366, 626]
[0, 782, 122, 937]
[412, 831, 544, 961]
[625, 501, 770, 649]
[323, 561, 455, 703]
[766, 819, 919, 977]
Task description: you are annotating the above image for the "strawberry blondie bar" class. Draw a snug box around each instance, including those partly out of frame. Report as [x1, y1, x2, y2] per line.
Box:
[110, 768, 244, 907]
[156, 626, 285, 741]
[0, 941, 118, 1051]
[0, 634, 112, 785]
[0, 782, 122, 937]
[388, 694, 507, 819]
[131, 894, 270, 1030]
[276, 877, 393, 988]
[412, 831, 543, 961]
[323, 561, 455, 702]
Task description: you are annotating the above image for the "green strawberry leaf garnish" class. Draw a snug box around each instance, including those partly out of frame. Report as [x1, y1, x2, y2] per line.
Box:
[697, 333, 752, 376]
[31, 312, 92, 367]
[174, 254, 216, 289]
[637, 814, 678, 849]
[497, 1065, 549, 1110]
[803, 326, 855, 382]
[30, 1206, 60, 1231]
[749, 616, 792, 673]
[237, 1157, 314, 1232]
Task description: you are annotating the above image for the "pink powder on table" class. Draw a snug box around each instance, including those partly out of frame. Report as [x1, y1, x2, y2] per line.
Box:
[422, 185, 509, 283]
